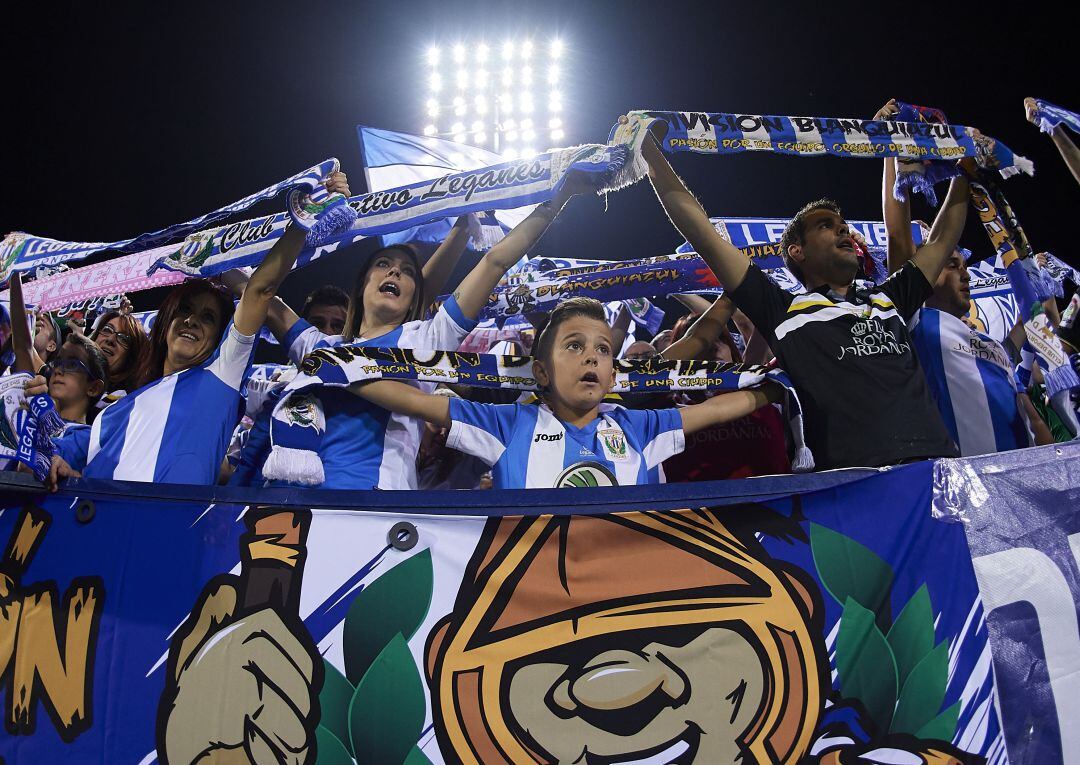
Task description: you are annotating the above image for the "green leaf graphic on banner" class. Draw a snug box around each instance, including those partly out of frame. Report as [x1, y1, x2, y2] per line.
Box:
[915, 700, 961, 742]
[404, 744, 435, 764]
[836, 597, 898, 732]
[343, 548, 434, 684]
[891, 641, 950, 735]
[349, 632, 426, 765]
[315, 725, 354, 765]
[810, 522, 895, 630]
[886, 584, 935, 687]
[319, 658, 355, 754]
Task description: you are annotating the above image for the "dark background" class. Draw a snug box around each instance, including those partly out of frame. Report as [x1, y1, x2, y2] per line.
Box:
[3, 1, 1077, 330]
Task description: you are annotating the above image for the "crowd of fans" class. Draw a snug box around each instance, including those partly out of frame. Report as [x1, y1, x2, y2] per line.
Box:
[3, 100, 1079, 492]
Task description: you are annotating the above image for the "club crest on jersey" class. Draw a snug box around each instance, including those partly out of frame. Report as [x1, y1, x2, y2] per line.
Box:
[554, 461, 617, 488]
[599, 428, 628, 460]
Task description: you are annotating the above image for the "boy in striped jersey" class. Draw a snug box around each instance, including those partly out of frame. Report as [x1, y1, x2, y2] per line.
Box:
[347, 298, 780, 489]
[639, 118, 963, 469]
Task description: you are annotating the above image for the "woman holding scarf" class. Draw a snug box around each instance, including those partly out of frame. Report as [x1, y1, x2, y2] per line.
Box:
[43, 171, 352, 488]
[248, 179, 592, 490]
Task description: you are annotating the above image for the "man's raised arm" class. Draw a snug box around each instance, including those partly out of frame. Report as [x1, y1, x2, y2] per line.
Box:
[641, 128, 750, 290]
[911, 170, 970, 284]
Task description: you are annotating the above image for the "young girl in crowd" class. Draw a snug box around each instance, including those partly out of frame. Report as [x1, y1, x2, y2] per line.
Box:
[45, 334, 109, 426]
[238, 181, 594, 490]
[44, 170, 351, 487]
[347, 297, 780, 489]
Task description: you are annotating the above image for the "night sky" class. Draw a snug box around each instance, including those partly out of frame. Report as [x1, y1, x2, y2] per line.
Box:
[3, 1, 1077, 321]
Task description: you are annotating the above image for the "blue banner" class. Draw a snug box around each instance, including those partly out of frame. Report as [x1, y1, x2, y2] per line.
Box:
[935, 441, 1080, 764]
[4, 447, 1064, 763]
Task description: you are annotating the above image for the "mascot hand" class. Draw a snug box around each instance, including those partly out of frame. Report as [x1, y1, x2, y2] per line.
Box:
[161, 578, 318, 765]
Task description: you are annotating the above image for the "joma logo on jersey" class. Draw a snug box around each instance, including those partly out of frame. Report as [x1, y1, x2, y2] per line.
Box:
[534, 432, 564, 443]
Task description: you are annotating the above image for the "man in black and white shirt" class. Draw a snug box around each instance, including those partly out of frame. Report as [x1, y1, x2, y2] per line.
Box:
[641, 128, 966, 469]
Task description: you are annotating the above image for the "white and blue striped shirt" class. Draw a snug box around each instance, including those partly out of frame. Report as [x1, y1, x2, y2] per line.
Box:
[910, 307, 1030, 457]
[56, 322, 257, 484]
[447, 400, 685, 489]
[275, 297, 476, 490]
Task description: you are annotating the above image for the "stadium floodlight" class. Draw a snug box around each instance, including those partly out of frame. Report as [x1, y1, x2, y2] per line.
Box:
[423, 37, 567, 151]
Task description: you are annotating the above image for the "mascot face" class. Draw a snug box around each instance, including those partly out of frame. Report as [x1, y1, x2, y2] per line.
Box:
[507, 625, 765, 763]
[426, 511, 827, 765]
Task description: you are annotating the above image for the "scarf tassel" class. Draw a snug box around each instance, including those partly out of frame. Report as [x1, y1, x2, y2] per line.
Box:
[1044, 361, 1080, 399]
[262, 444, 325, 486]
[305, 198, 358, 247]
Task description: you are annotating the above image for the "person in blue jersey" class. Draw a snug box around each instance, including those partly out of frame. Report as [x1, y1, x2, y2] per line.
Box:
[348, 297, 780, 489]
[243, 182, 595, 490]
[43, 170, 352, 488]
[876, 100, 1053, 456]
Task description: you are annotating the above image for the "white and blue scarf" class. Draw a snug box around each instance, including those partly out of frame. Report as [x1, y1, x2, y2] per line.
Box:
[612, 110, 1033, 183]
[262, 347, 812, 485]
[0, 159, 346, 284]
[0, 373, 66, 481]
[1029, 99, 1080, 135]
[145, 143, 634, 279]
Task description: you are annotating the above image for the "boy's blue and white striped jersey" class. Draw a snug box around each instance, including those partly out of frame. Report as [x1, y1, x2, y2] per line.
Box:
[278, 296, 476, 490]
[446, 399, 685, 489]
[910, 307, 1030, 457]
[55, 323, 257, 484]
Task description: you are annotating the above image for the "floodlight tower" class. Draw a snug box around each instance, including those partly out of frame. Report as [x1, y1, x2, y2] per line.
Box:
[423, 37, 565, 159]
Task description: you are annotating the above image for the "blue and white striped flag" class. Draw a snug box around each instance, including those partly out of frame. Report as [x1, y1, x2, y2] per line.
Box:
[358, 126, 531, 249]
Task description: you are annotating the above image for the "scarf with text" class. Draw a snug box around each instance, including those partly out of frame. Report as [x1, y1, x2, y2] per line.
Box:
[262, 346, 812, 486]
[612, 110, 1033, 183]
[967, 172, 1080, 397]
[0, 159, 345, 284]
[0, 373, 66, 481]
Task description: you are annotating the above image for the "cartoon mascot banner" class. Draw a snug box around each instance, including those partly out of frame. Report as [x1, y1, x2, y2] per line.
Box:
[1, 443, 1077, 764]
